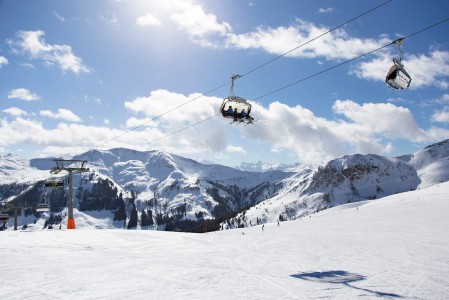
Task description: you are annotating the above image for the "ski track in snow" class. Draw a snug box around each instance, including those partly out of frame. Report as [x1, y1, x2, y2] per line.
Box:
[1, 182, 449, 299]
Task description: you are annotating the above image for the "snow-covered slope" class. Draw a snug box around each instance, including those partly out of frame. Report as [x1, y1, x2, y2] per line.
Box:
[398, 139, 449, 188]
[0, 153, 48, 184]
[1, 181, 448, 299]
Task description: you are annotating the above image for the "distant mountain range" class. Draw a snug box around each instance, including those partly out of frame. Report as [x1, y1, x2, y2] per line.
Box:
[235, 161, 305, 172]
[1, 139, 448, 232]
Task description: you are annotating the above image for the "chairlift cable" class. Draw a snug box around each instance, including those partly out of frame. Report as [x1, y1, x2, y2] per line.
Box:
[253, 17, 449, 101]
[92, 1, 393, 150]
[94, 83, 229, 150]
[137, 17, 449, 148]
[138, 113, 222, 150]
[239, 0, 393, 79]
[254, 45, 390, 101]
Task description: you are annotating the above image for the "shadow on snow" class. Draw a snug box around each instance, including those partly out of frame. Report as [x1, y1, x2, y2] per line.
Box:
[290, 270, 402, 298]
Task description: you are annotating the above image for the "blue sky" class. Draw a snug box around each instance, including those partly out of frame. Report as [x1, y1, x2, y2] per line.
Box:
[1, 0, 449, 167]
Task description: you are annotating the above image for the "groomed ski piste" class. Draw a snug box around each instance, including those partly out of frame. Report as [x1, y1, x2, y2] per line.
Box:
[1, 181, 448, 299]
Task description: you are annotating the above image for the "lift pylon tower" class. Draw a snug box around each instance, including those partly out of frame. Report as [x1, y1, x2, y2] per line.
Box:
[51, 159, 89, 229]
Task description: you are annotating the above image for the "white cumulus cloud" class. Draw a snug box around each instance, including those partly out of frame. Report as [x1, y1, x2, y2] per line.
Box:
[331, 100, 427, 141]
[136, 13, 162, 27]
[318, 7, 334, 14]
[40, 108, 82, 122]
[226, 19, 390, 60]
[163, 0, 231, 37]
[0, 56, 8, 68]
[2, 88, 449, 164]
[351, 50, 449, 89]
[3, 107, 27, 117]
[8, 88, 40, 101]
[8, 30, 91, 74]
[226, 145, 246, 155]
[432, 107, 449, 123]
[242, 99, 449, 162]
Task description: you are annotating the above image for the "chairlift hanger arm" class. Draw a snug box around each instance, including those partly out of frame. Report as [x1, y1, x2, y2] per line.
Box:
[391, 38, 405, 62]
[230, 74, 242, 97]
[50, 168, 63, 174]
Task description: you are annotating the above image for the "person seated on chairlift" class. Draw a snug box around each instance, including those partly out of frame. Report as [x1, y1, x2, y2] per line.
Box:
[225, 105, 234, 117]
[233, 107, 239, 121]
[240, 109, 254, 121]
[240, 109, 248, 119]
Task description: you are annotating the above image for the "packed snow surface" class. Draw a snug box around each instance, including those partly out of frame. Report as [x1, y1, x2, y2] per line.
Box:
[1, 182, 449, 299]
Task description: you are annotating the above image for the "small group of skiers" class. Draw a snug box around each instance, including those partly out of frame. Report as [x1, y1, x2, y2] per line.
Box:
[224, 105, 254, 122]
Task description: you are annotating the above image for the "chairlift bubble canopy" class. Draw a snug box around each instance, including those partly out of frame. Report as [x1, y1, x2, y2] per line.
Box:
[385, 38, 412, 90]
[220, 96, 252, 119]
[220, 74, 253, 123]
[386, 58, 412, 89]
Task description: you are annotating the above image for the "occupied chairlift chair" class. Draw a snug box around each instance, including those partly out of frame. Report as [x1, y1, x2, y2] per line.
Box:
[220, 74, 254, 124]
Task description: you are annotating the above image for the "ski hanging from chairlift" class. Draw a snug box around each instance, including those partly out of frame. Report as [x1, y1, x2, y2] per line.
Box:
[385, 38, 412, 90]
[220, 74, 254, 124]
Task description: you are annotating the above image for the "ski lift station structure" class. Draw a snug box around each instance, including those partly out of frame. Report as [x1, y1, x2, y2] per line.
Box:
[50, 159, 89, 229]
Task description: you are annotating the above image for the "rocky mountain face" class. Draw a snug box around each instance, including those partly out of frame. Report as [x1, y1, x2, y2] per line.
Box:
[1, 139, 448, 232]
[1, 148, 292, 231]
[223, 140, 449, 229]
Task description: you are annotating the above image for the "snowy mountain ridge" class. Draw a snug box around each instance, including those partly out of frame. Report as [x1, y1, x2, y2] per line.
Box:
[397, 139, 449, 188]
[223, 140, 449, 228]
[1, 139, 449, 231]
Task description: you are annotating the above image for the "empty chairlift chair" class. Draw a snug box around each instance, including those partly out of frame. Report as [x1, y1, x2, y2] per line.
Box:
[385, 39, 412, 90]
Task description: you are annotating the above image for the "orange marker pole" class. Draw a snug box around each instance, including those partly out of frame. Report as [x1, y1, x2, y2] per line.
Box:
[67, 218, 75, 229]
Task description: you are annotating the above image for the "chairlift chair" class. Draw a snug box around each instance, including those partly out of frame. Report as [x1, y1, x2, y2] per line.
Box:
[385, 39, 412, 90]
[36, 203, 50, 213]
[220, 74, 254, 124]
[221, 96, 252, 118]
[386, 58, 412, 89]
[36, 195, 50, 213]
[0, 212, 9, 222]
[44, 177, 64, 188]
